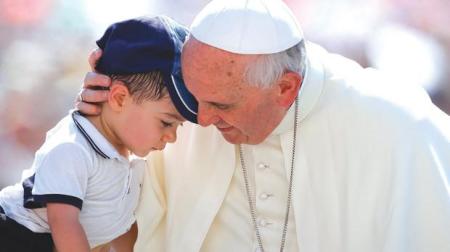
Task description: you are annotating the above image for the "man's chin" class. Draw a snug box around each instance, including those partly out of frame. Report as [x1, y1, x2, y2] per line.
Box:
[221, 130, 268, 145]
[221, 131, 248, 145]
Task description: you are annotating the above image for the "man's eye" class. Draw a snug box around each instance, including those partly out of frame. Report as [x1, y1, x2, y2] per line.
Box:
[217, 105, 229, 110]
[212, 103, 230, 110]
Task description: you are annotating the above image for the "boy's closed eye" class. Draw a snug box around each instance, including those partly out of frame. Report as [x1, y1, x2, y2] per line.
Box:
[161, 112, 185, 127]
[161, 120, 174, 128]
[160, 120, 184, 128]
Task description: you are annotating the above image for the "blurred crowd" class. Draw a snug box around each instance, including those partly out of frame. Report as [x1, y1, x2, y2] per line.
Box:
[1, 0, 449, 188]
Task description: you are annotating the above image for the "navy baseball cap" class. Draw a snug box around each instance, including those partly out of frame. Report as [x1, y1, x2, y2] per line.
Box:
[95, 16, 198, 124]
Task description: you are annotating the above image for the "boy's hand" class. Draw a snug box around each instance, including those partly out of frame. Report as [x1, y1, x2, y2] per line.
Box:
[75, 49, 111, 115]
[111, 222, 137, 252]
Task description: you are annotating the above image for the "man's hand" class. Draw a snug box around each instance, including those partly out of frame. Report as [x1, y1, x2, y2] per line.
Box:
[75, 49, 111, 115]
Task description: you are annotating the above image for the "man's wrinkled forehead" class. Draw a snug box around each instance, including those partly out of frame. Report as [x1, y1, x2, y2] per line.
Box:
[181, 39, 248, 102]
[182, 38, 253, 84]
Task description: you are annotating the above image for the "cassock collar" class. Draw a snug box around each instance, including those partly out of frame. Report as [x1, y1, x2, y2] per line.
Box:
[271, 100, 296, 136]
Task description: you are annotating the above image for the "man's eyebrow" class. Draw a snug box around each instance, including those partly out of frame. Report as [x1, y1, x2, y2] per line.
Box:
[163, 112, 185, 121]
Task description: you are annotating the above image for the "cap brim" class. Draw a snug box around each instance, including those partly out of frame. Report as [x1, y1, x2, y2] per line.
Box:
[164, 73, 198, 124]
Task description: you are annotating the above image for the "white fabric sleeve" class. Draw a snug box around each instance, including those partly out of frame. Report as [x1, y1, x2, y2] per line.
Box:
[134, 152, 166, 251]
[28, 142, 92, 210]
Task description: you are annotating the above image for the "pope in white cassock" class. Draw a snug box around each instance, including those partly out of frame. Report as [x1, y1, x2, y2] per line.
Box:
[81, 0, 450, 251]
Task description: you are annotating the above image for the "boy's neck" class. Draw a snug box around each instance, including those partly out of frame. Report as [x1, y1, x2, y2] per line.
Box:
[85, 114, 129, 158]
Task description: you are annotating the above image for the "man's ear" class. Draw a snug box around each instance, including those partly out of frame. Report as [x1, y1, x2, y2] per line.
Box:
[276, 71, 302, 108]
[108, 82, 130, 112]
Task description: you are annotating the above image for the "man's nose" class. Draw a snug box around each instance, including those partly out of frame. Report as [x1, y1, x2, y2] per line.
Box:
[197, 103, 220, 126]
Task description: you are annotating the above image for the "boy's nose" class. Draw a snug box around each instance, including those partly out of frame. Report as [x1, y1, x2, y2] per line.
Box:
[162, 130, 177, 144]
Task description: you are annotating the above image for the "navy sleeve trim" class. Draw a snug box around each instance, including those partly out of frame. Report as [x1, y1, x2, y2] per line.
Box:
[22, 174, 83, 210]
[33, 194, 83, 210]
[23, 174, 45, 209]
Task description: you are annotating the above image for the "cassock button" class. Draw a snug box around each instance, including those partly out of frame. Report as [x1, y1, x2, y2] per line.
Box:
[258, 162, 269, 170]
[259, 193, 270, 200]
[258, 218, 270, 227]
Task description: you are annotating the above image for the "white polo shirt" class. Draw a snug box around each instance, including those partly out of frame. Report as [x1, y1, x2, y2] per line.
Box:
[0, 111, 145, 248]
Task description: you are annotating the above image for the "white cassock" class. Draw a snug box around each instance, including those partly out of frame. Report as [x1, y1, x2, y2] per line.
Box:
[134, 43, 450, 252]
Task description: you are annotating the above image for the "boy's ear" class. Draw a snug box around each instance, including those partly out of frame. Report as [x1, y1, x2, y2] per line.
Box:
[275, 71, 302, 108]
[108, 82, 130, 112]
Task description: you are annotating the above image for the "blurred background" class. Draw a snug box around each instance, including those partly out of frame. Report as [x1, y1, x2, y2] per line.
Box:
[1, 0, 449, 188]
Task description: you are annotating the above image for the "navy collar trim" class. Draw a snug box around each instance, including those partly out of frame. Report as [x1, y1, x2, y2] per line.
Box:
[71, 111, 110, 159]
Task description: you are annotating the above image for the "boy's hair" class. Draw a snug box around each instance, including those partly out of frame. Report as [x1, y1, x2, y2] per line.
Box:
[110, 71, 167, 104]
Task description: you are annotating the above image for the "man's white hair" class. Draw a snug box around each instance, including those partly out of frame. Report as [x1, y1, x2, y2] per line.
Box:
[245, 40, 306, 88]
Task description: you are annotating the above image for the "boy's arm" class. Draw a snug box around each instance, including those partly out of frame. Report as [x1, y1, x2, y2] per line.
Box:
[47, 203, 90, 252]
[110, 222, 138, 252]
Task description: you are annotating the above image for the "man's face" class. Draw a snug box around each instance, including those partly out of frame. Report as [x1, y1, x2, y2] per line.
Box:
[181, 39, 287, 145]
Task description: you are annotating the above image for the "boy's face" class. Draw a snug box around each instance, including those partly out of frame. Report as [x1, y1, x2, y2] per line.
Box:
[113, 92, 185, 157]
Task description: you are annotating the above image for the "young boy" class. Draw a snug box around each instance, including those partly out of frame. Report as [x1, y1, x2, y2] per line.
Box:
[0, 16, 197, 252]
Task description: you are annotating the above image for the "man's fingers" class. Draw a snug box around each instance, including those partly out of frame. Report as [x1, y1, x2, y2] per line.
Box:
[88, 48, 102, 71]
[77, 70, 110, 115]
[75, 101, 102, 116]
[80, 88, 109, 103]
[74, 88, 107, 115]
[83, 72, 111, 89]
